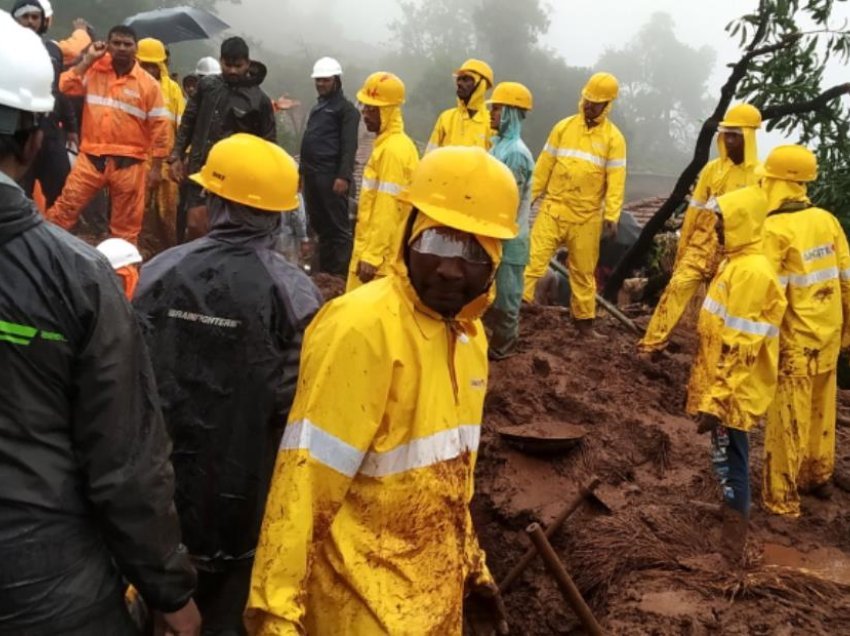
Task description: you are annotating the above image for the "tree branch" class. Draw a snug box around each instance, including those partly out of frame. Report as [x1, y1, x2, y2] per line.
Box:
[762, 83, 850, 119]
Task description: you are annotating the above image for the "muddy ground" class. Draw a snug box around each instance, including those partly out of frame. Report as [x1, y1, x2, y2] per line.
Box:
[477, 304, 850, 635]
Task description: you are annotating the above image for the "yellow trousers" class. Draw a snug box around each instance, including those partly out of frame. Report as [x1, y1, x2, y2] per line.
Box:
[523, 204, 602, 320]
[639, 244, 717, 353]
[763, 370, 837, 516]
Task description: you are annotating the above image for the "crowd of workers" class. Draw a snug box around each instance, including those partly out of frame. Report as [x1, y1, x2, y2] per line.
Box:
[0, 1, 847, 634]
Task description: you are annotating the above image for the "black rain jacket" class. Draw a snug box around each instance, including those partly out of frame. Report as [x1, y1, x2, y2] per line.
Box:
[134, 197, 322, 563]
[0, 174, 195, 634]
[174, 61, 277, 175]
[299, 87, 360, 180]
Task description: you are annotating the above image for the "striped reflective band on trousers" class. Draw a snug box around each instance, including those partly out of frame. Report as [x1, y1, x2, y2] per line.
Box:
[703, 297, 779, 337]
[280, 418, 481, 478]
[86, 94, 171, 120]
[361, 177, 404, 196]
[542, 144, 626, 169]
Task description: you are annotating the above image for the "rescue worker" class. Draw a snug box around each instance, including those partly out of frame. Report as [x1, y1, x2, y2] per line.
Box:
[137, 37, 185, 248]
[12, 0, 79, 208]
[45, 25, 171, 245]
[522, 72, 627, 336]
[245, 147, 517, 635]
[96, 237, 143, 299]
[135, 133, 322, 633]
[299, 56, 360, 276]
[0, 14, 200, 633]
[56, 17, 93, 68]
[346, 71, 419, 291]
[484, 81, 535, 358]
[426, 58, 493, 152]
[688, 187, 786, 560]
[639, 104, 763, 355]
[760, 145, 850, 515]
[171, 37, 276, 242]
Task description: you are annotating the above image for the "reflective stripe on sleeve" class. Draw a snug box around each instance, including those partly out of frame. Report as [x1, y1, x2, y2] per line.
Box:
[360, 424, 480, 478]
[606, 158, 627, 169]
[361, 178, 404, 196]
[280, 419, 365, 478]
[702, 297, 779, 337]
[147, 107, 172, 119]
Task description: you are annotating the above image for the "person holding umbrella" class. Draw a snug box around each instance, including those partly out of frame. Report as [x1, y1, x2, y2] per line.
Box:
[169, 37, 276, 242]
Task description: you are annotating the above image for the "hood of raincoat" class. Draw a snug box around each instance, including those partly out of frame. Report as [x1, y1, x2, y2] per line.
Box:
[377, 103, 404, 137]
[223, 60, 268, 88]
[398, 209, 502, 326]
[578, 95, 613, 126]
[458, 73, 489, 116]
[762, 177, 810, 214]
[493, 105, 524, 143]
[716, 185, 768, 255]
[206, 194, 282, 248]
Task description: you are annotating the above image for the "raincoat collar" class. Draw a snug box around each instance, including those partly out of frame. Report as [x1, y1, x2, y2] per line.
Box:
[457, 77, 488, 119]
[763, 177, 810, 214]
[206, 196, 282, 249]
[717, 185, 768, 256]
[376, 104, 404, 140]
[94, 54, 141, 79]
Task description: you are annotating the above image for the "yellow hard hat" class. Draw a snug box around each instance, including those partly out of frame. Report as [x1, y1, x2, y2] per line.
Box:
[720, 103, 762, 129]
[455, 58, 494, 88]
[758, 144, 818, 183]
[397, 147, 519, 239]
[136, 38, 167, 64]
[487, 81, 533, 110]
[356, 72, 405, 107]
[190, 134, 300, 212]
[582, 72, 619, 103]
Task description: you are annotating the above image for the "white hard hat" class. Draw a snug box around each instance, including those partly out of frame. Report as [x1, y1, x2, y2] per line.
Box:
[311, 56, 343, 79]
[40, 0, 54, 18]
[195, 56, 221, 77]
[0, 12, 54, 128]
[96, 238, 143, 270]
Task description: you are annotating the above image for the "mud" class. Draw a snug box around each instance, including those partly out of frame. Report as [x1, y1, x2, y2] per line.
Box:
[475, 304, 850, 635]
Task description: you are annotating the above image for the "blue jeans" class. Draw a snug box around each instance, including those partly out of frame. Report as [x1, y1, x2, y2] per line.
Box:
[711, 426, 750, 515]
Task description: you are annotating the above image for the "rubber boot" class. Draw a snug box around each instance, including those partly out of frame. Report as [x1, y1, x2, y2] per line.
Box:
[809, 481, 833, 501]
[574, 319, 604, 340]
[720, 505, 748, 565]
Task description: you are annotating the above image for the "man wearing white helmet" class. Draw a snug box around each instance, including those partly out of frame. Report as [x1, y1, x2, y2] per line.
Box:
[300, 56, 360, 275]
[170, 37, 275, 242]
[0, 14, 200, 635]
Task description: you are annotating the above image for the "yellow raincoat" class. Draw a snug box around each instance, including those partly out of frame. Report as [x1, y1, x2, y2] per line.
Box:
[522, 99, 627, 320]
[146, 63, 185, 245]
[686, 186, 786, 430]
[246, 215, 500, 635]
[346, 104, 420, 291]
[640, 129, 760, 352]
[425, 76, 491, 152]
[761, 179, 850, 515]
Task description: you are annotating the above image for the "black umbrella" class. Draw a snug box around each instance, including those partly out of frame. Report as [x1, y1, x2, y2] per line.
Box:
[124, 7, 229, 44]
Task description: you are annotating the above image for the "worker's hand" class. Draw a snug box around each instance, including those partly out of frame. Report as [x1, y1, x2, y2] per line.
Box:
[147, 167, 163, 190]
[603, 219, 618, 240]
[332, 178, 349, 196]
[299, 239, 313, 260]
[356, 261, 378, 284]
[73, 18, 90, 31]
[85, 41, 107, 64]
[695, 412, 722, 435]
[153, 599, 201, 636]
[464, 581, 509, 636]
[169, 159, 185, 183]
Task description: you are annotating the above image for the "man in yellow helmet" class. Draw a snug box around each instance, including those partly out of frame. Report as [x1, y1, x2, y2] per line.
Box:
[347, 71, 420, 291]
[522, 72, 627, 336]
[137, 37, 185, 247]
[639, 104, 762, 355]
[759, 145, 850, 516]
[245, 147, 516, 636]
[688, 186, 786, 561]
[134, 134, 323, 632]
[485, 81, 535, 358]
[426, 58, 493, 152]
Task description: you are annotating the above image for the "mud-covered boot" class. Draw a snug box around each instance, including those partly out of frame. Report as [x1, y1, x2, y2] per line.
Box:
[720, 505, 748, 565]
[809, 481, 833, 500]
[574, 319, 604, 339]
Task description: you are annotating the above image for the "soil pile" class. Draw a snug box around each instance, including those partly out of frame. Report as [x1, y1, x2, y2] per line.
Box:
[476, 304, 850, 635]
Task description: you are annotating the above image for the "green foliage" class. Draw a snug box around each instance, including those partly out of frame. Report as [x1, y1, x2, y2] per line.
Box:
[728, 0, 850, 232]
[596, 12, 716, 175]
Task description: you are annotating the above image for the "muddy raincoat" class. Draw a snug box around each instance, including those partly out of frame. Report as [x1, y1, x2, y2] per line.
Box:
[346, 104, 419, 291]
[426, 76, 491, 152]
[640, 129, 760, 352]
[522, 98, 627, 320]
[246, 214, 501, 635]
[686, 186, 786, 430]
[486, 105, 534, 356]
[761, 180, 850, 515]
